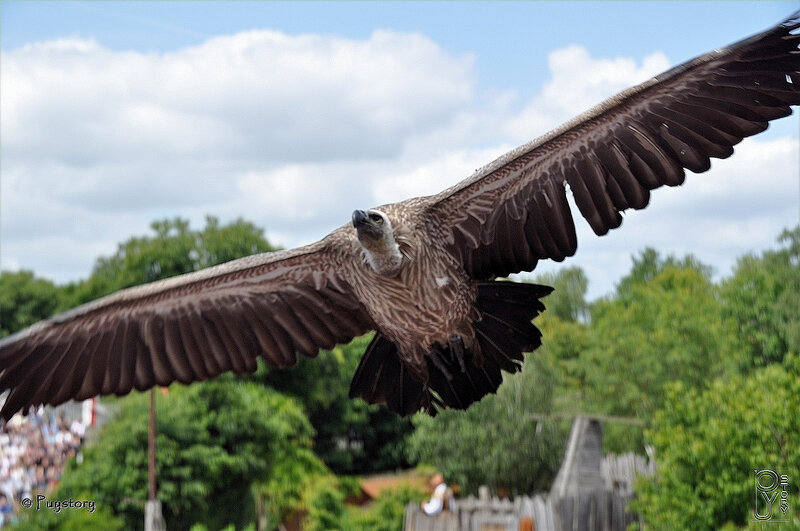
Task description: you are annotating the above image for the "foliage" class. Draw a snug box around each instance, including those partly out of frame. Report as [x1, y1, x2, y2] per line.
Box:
[581, 259, 745, 451]
[531, 268, 593, 414]
[256, 432, 330, 527]
[190, 525, 254, 531]
[615, 247, 713, 299]
[302, 476, 346, 531]
[720, 226, 800, 368]
[530, 266, 590, 323]
[633, 354, 800, 530]
[408, 352, 563, 495]
[63, 216, 277, 305]
[257, 335, 416, 475]
[0, 270, 64, 337]
[344, 483, 427, 531]
[55, 378, 323, 530]
[294, 478, 425, 531]
[11, 494, 124, 531]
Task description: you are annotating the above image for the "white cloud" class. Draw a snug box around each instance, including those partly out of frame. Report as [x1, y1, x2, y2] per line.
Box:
[1, 29, 797, 300]
[503, 47, 670, 142]
[542, 46, 669, 111]
[0, 29, 478, 280]
[370, 148, 503, 205]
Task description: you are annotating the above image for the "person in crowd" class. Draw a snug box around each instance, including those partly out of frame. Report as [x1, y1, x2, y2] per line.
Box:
[0, 408, 87, 526]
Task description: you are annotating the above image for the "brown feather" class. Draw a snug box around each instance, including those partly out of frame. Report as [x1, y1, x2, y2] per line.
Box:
[428, 12, 799, 275]
[1, 12, 798, 419]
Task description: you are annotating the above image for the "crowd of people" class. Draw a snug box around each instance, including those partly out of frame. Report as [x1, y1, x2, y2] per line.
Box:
[0, 408, 86, 527]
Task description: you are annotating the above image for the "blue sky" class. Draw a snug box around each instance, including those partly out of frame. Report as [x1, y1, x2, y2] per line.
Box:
[3, 1, 795, 98]
[1, 1, 799, 299]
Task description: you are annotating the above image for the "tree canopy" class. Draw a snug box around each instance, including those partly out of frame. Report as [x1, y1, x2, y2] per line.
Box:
[720, 227, 800, 368]
[55, 378, 323, 530]
[3, 218, 798, 529]
[63, 216, 278, 306]
[633, 354, 800, 529]
[409, 351, 564, 496]
[0, 270, 64, 337]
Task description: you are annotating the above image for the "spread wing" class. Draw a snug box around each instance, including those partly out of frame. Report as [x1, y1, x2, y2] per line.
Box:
[0, 229, 373, 420]
[427, 12, 800, 280]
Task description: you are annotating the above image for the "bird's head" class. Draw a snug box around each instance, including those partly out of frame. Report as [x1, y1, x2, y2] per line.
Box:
[351, 209, 403, 275]
[352, 209, 391, 246]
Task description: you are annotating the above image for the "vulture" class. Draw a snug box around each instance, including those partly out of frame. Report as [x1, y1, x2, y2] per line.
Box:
[1, 13, 799, 420]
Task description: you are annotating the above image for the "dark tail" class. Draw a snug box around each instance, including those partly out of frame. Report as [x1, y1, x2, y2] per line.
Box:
[348, 333, 431, 416]
[349, 281, 552, 416]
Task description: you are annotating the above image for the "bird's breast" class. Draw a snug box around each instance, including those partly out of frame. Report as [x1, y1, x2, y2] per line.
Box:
[349, 245, 475, 352]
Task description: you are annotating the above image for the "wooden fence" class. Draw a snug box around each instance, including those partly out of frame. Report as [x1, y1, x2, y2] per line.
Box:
[405, 487, 639, 531]
[405, 417, 653, 531]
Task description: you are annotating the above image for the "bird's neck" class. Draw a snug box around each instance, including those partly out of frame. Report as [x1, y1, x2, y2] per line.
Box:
[361, 237, 404, 276]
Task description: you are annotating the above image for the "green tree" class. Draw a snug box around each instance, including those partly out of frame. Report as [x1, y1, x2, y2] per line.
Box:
[344, 483, 426, 531]
[532, 266, 590, 323]
[720, 226, 800, 368]
[11, 498, 124, 531]
[408, 353, 563, 495]
[581, 260, 745, 451]
[0, 270, 64, 337]
[531, 267, 593, 413]
[52, 378, 325, 530]
[258, 335, 416, 475]
[634, 354, 800, 530]
[302, 477, 346, 531]
[615, 247, 713, 299]
[64, 216, 277, 305]
[287, 478, 425, 531]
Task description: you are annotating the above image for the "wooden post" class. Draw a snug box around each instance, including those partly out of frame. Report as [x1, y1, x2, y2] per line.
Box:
[149, 388, 156, 501]
[145, 388, 166, 531]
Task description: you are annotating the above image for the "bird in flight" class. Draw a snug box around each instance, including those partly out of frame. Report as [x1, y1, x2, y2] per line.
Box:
[1, 13, 799, 419]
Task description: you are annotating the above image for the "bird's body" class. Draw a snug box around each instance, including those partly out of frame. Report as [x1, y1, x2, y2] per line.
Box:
[348, 231, 475, 378]
[307, 201, 540, 414]
[2, 12, 800, 419]
[347, 204, 474, 372]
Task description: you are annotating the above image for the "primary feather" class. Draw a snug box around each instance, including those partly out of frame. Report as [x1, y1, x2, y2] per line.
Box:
[2, 12, 799, 419]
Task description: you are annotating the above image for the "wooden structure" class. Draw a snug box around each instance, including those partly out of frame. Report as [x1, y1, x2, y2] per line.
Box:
[404, 417, 653, 531]
[550, 417, 604, 496]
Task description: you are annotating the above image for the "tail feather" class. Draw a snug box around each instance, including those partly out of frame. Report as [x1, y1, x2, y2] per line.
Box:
[425, 341, 500, 411]
[475, 327, 522, 373]
[349, 334, 429, 416]
[480, 312, 544, 355]
[349, 281, 552, 416]
[424, 281, 551, 411]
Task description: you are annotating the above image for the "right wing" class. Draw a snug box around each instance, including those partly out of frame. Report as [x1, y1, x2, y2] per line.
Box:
[0, 230, 374, 420]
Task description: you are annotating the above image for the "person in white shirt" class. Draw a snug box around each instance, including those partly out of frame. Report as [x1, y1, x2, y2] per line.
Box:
[421, 473, 447, 515]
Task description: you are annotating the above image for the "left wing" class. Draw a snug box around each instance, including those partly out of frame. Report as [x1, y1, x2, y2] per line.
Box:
[426, 12, 800, 280]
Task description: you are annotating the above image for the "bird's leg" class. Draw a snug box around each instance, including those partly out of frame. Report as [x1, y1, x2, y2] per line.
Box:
[449, 335, 467, 373]
[427, 345, 453, 381]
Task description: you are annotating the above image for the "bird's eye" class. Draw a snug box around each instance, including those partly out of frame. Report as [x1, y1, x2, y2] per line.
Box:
[369, 213, 383, 224]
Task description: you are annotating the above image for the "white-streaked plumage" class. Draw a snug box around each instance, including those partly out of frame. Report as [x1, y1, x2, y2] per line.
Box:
[1, 13, 799, 418]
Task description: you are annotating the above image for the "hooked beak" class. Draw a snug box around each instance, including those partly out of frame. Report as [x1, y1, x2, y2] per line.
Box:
[352, 209, 368, 228]
[352, 209, 384, 241]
